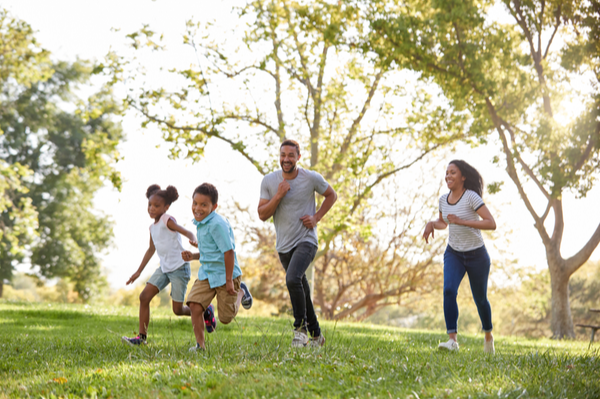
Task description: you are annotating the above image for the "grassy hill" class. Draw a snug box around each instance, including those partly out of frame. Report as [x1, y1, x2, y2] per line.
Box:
[0, 301, 598, 398]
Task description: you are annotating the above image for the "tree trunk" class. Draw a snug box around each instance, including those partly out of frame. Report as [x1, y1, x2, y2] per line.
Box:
[548, 265, 575, 339]
[0, 281, 3, 298]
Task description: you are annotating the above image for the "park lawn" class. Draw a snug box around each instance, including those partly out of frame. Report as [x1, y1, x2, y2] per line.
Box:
[0, 301, 598, 399]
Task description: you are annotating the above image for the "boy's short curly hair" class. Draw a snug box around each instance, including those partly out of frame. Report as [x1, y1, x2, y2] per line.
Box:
[193, 183, 218, 205]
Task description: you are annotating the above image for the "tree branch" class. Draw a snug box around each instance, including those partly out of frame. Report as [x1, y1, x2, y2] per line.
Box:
[349, 144, 440, 215]
[327, 69, 384, 179]
[132, 105, 267, 175]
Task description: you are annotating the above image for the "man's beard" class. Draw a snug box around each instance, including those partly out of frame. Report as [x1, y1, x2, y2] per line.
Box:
[281, 161, 296, 173]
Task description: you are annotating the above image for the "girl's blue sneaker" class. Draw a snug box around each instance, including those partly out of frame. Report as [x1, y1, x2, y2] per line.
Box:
[121, 335, 147, 346]
[204, 304, 217, 333]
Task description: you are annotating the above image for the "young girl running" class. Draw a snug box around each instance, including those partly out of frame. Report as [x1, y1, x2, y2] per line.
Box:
[422, 160, 497, 354]
[122, 184, 197, 345]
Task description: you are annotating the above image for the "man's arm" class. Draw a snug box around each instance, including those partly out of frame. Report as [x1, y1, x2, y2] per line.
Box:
[257, 179, 291, 221]
[300, 185, 337, 229]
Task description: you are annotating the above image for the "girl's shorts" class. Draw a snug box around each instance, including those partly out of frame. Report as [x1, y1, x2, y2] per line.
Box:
[147, 263, 191, 303]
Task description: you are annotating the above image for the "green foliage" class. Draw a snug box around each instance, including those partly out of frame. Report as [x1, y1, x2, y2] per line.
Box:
[1, 302, 599, 398]
[0, 8, 123, 300]
[105, 0, 461, 319]
[367, 0, 600, 337]
[0, 162, 38, 282]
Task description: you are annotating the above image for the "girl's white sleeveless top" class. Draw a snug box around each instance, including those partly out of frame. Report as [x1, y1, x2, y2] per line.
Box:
[150, 213, 186, 273]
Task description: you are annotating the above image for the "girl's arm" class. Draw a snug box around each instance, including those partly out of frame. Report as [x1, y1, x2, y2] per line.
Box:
[167, 218, 198, 246]
[126, 234, 156, 285]
[447, 205, 496, 230]
[423, 211, 448, 243]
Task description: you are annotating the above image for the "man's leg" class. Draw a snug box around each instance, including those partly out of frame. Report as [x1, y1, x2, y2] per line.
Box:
[280, 242, 318, 332]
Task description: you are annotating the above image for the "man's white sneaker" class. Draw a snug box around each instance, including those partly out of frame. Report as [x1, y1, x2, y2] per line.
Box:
[484, 337, 495, 354]
[309, 334, 325, 348]
[291, 329, 309, 347]
[438, 339, 459, 351]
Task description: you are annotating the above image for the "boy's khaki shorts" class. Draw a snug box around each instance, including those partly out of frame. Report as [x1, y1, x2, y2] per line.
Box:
[186, 276, 241, 323]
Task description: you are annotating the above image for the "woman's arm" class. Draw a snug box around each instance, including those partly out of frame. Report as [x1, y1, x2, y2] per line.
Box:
[126, 234, 156, 285]
[423, 212, 448, 243]
[167, 218, 198, 246]
[447, 205, 496, 230]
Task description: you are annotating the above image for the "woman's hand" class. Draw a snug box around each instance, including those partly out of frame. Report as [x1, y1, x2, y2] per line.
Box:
[423, 221, 435, 243]
[447, 214, 462, 225]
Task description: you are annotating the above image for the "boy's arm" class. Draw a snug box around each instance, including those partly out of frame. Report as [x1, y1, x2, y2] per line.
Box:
[127, 234, 156, 285]
[166, 218, 198, 246]
[181, 251, 200, 262]
[224, 249, 236, 295]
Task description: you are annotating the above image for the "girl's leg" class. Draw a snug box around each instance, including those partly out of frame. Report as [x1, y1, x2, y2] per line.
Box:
[464, 246, 493, 336]
[139, 283, 159, 336]
[443, 247, 467, 341]
[189, 302, 206, 349]
[169, 263, 191, 316]
[172, 301, 191, 316]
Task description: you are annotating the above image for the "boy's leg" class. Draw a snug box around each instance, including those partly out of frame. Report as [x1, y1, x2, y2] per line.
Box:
[139, 283, 160, 337]
[189, 302, 206, 349]
[186, 278, 216, 348]
[279, 242, 318, 334]
[169, 263, 192, 316]
[215, 277, 242, 325]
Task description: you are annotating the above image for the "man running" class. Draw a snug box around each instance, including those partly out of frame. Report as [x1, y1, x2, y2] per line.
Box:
[258, 139, 337, 347]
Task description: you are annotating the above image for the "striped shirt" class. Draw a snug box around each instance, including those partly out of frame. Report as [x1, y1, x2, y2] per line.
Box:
[439, 189, 485, 252]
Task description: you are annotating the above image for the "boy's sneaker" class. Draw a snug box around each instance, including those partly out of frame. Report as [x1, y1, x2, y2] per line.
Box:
[204, 304, 217, 333]
[189, 343, 205, 352]
[309, 334, 325, 348]
[121, 335, 146, 346]
[438, 339, 459, 351]
[484, 337, 495, 354]
[292, 328, 309, 348]
[240, 282, 253, 310]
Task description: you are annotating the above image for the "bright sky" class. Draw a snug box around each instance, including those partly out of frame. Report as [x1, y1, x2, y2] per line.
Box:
[5, 0, 599, 289]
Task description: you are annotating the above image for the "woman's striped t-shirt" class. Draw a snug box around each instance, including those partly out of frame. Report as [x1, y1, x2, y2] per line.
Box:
[439, 189, 485, 252]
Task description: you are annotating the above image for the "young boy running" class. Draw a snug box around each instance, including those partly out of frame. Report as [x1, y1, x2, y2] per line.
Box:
[182, 183, 253, 351]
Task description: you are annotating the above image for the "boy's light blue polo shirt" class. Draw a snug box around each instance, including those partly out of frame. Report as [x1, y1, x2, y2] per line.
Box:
[193, 211, 242, 288]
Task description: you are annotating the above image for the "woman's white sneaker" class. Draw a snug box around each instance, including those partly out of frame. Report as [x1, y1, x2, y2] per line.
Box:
[438, 339, 459, 351]
[484, 337, 495, 354]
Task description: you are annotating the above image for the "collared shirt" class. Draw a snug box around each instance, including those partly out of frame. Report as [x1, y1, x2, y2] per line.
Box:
[193, 211, 242, 288]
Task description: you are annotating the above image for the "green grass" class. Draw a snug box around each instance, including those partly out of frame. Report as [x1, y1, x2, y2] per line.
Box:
[1, 301, 598, 398]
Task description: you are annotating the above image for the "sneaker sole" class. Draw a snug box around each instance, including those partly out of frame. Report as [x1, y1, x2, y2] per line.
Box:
[121, 336, 145, 346]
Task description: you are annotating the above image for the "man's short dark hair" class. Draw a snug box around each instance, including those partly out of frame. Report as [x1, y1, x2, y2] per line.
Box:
[193, 183, 218, 205]
[280, 139, 300, 155]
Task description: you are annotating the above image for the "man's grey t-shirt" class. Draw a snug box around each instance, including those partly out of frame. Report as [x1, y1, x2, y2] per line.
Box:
[260, 168, 329, 254]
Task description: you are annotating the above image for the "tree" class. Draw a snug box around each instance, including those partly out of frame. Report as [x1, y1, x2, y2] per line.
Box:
[369, 0, 600, 337]
[0, 9, 123, 299]
[231, 176, 445, 320]
[105, 0, 460, 317]
[0, 161, 37, 297]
